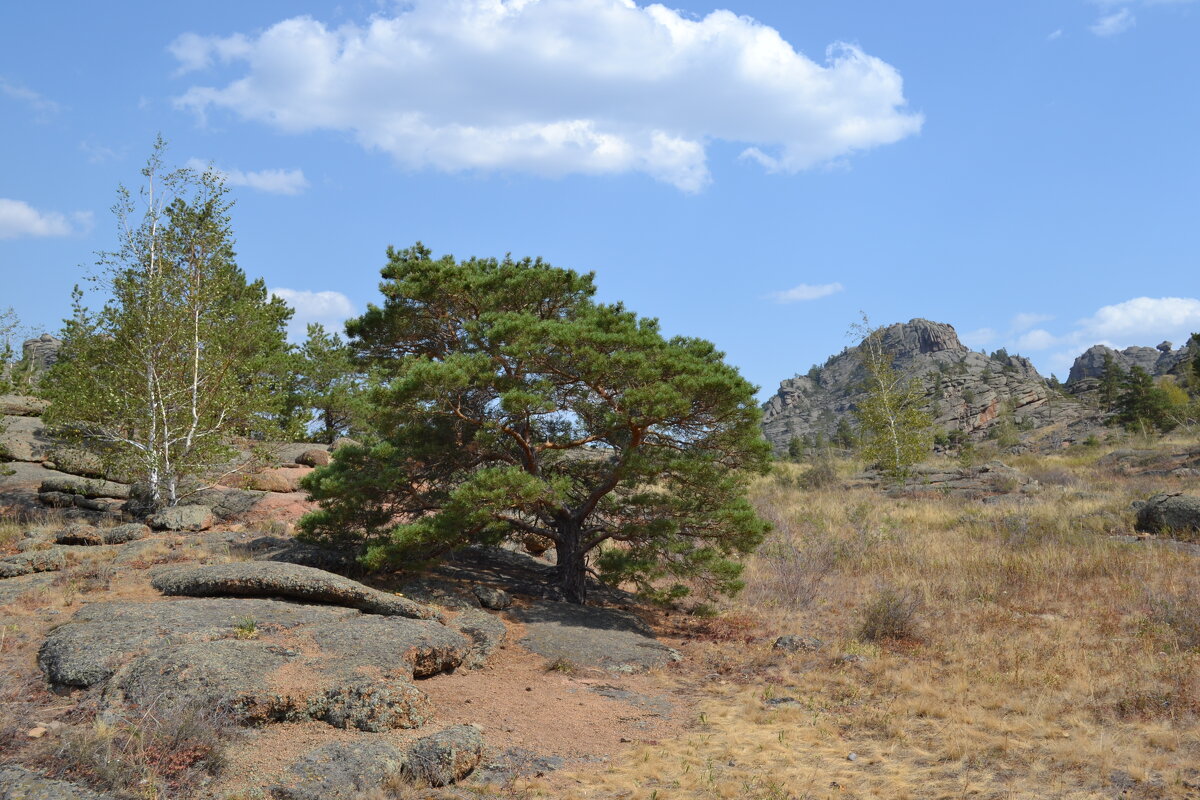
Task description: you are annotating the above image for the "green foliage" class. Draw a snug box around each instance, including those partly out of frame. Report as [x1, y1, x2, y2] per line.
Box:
[40, 140, 293, 506]
[834, 416, 856, 449]
[1112, 366, 1177, 432]
[786, 436, 804, 462]
[1099, 351, 1125, 410]
[299, 243, 772, 604]
[850, 316, 934, 478]
[280, 323, 365, 443]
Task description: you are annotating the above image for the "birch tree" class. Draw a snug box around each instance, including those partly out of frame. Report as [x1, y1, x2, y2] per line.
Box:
[42, 140, 292, 507]
[851, 315, 933, 478]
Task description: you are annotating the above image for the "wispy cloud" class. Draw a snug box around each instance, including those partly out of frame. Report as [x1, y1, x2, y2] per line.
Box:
[1091, 7, 1136, 36]
[0, 77, 60, 120]
[0, 199, 91, 240]
[769, 282, 845, 303]
[185, 159, 309, 195]
[171, 0, 922, 192]
[1047, 28, 1064, 40]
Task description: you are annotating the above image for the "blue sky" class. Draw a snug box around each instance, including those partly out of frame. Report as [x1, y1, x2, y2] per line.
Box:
[2, 0, 1198, 397]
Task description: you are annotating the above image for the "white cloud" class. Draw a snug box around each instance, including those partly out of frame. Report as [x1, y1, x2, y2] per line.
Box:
[185, 159, 309, 195]
[270, 288, 355, 340]
[1047, 28, 1064, 40]
[1010, 312, 1054, 332]
[1090, 8, 1137, 35]
[0, 77, 60, 119]
[0, 199, 91, 240]
[770, 282, 844, 303]
[171, 1, 922, 192]
[1014, 328, 1060, 351]
[960, 327, 997, 348]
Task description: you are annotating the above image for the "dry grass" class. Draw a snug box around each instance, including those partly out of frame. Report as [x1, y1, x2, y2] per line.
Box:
[520, 444, 1200, 799]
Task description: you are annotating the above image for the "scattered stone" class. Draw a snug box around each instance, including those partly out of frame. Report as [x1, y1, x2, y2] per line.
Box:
[38, 491, 75, 509]
[243, 466, 309, 493]
[148, 504, 214, 531]
[449, 609, 508, 668]
[473, 584, 512, 609]
[54, 523, 103, 545]
[589, 684, 674, 716]
[39, 598, 358, 688]
[103, 523, 150, 544]
[763, 696, 803, 708]
[151, 561, 440, 620]
[1135, 493, 1200, 535]
[474, 747, 566, 785]
[40, 476, 130, 500]
[0, 548, 67, 578]
[296, 448, 331, 467]
[305, 616, 468, 678]
[0, 765, 117, 800]
[509, 601, 681, 672]
[271, 740, 408, 800]
[404, 724, 485, 787]
[847, 752, 859, 762]
[773, 634, 824, 653]
[331, 436, 361, 451]
[311, 678, 433, 732]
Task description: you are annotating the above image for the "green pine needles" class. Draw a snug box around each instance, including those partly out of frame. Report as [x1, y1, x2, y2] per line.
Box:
[298, 243, 772, 604]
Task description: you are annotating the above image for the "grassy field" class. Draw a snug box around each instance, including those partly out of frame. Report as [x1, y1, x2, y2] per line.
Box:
[522, 441, 1200, 800]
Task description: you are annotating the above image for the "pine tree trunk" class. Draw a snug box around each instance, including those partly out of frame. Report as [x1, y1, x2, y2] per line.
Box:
[554, 518, 588, 605]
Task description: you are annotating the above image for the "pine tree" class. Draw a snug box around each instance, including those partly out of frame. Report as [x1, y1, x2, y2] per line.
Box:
[1099, 352, 1125, 410]
[41, 140, 293, 507]
[299, 243, 771, 604]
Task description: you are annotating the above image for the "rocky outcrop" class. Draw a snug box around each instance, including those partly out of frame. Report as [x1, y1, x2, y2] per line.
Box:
[761, 319, 1073, 451]
[1066, 340, 1195, 388]
[1134, 493, 1200, 535]
[151, 561, 441, 620]
[404, 725, 486, 787]
[0, 765, 118, 800]
[510, 601, 682, 672]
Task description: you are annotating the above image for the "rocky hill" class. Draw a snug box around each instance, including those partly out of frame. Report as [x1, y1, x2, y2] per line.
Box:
[1065, 338, 1197, 393]
[761, 319, 1096, 453]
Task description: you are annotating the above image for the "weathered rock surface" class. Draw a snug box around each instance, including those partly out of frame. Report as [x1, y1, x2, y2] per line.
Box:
[0, 548, 67, 578]
[761, 319, 1082, 453]
[311, 678, 433, 732]
[271, 740, 408, 800]
[404, 725, 486, 787]
[151, 561, 440, 620]
[0, 572, 54, 604]
[883, 461, 1038, 499]
[39, 476, 130, 500]
[233, 535, 356, 572]
[773, 634, 824, 653]
[509, 601, 680, 672]
[304, 616, 468, 678]
[0, 765, 117, 800]
[22, 334, 62, 371]
[450, 608, 508, 668]
[295, 448, 331, 467]
[1066, 340, 1196, 387]
[0, 414, 52, 462]
[242, 466, 310, 493]
[0, 394, 48, 416]
[473, 584, 512, 609]
[1135, 493, 1200, 535]
[148, 504, 214, 531]
[39, 598, 358, 688]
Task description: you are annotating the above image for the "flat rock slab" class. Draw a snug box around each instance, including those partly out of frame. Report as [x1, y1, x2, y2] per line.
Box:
[0, 548, 66, 578]
[271, 740, 408, 800]
[404, 725, 485, 787]
[103, 639, 434, 731]
[449, 609, 508, 669]
[0, 572, 54, 605]
[508, 601, 681, 672]
[152, 561, 439, 620]
[0, 766, 118, 800]
[39, 598, 358, 688]
[0, 414, 52, 462]
[304, 616, 469, 678]
[39, 476, 130, 500]
[0, 394, 49, 416]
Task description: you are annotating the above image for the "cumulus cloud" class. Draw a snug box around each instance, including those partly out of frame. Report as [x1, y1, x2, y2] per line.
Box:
[961, 327, 997, 348]
[982, 297, 1200, 377]
[270, 288, 355, 340]
[171, 0, 923, 192]
[1091, 8, 1136, 35]
[185, 159, 309, 195]
[0, 199, 91, 240]
[770, 282, 844, 303]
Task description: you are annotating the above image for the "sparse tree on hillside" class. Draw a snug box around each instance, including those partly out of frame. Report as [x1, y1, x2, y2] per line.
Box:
[41, 140, 293, 507]
[1099, 352, 1125, 410]
[299, 243, 772, 604]
[851, 315, 933, 478]
[1113, 366, 1176, 433]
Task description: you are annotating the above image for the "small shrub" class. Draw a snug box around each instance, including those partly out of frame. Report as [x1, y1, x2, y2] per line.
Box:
[798, 456, 838, 490]
[233, 618, 259, 640]
[857, 585, 922, 642]
[1145, 584, 1200, 651]
[545, 657, 578, 675]
[43, 701, 234, 798]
